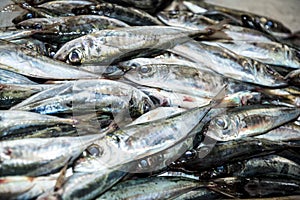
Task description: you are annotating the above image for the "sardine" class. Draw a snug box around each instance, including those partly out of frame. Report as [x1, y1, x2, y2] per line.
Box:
[172, 138, 294, 173]
[0, 40, 99, 79]
[203, 40, 300, 68]
[71, 3, 162, 26]
[205, 105, 300, 141]
[96, 176, 209, 200]
[200, 155, 300, 180]
[0, 110, 77, 140]
[72, 89, 224, 173]
[54, 26, 214, 65]
[11, 80, 154, 129]
[0, 175, 57, 200]
[17, 15, 129, 43]
[171, 41, 287, 88]
[39, 167, 127, 200]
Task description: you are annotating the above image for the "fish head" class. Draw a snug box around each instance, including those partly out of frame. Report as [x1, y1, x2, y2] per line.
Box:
[205, 114, 239, 141]
[124, 63, 159, 83]
[12, 12, 36, 24]
[241, 58, 286, 87]
[257, 17, 292, 34]
[54, 39, 87, 65]
[128, 90, 154, 117]
[16, 18, 57, 30]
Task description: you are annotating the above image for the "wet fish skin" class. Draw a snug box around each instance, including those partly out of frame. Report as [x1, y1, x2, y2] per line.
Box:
[37, 0, 94, 15]
[96, 176, 207, 200]
[203, 40, 300, 69]
[10, 38, 58, 57]
[199, 155, 300, 180]
[0, 40, 99, 79]
[186, 0, 292, 37]
[17, 15, 129, 43]
[0, 84, 48, 109]
[0, 27, 37, 41]
[205, 105, 300, 141]
[73, 96, 220, 173]
[171, 41, 287, 88]
[102, 0, 173, 14]
[39, 168, 127, 200]
[157, 10, 216, 30]
[158, 10, 273, 42]
[11, 80, 154, 126]
[122, 57, 226, 98]
[0, 68, 37, 85]
[0, 110, 77, 140]
[171, 138, 293, 173]
[255, 122, 300, 143]
[0, 134, 102, 176]
[72, 3, 162, 26]
[54, 26, 212, 66]
[212, 177, 300, 198]
[0, 174, 58, 200]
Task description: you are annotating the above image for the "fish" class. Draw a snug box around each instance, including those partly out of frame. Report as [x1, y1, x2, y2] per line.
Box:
[17, 15, 129, 43]
[205, 105, 300, 141]
[38, 167, 127, 200]
[0, 110, 77, 140]
[170, 41, 287, 88]
[0, 84, 53, 109]
[185, 1, 292, 38]
[172, 188, 223, 200]
[0, 174, 57, 200]
[171, 138, 294, 173]
[0, 134, 105, 176]
[71, 3, 162, 26]
[158, 10, 274, 42]
[0, 68, 38, 85]
[254, 122, 300, 143]
[96, 176, 211, 200]
[121, 57, 226, 98]
[53, 26, 214, 65]
[101, 0, 173, 14]
[286, 69, 300, 87]
[199, 155, 300, 180]
[72, 87, 225, 173]
[212, 177, 300, 198]
[0, 27, 37, 40]
[202, 40, 300, 69]
[11, 79, 154, 129]
[0, 40, 99, 79]
[38, 0, 94, 15]
[10, 38, 58, 57]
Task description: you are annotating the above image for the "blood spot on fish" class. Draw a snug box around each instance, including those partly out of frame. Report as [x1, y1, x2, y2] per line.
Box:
[4, 147, 12, 156]
[183, 96, 194, 102]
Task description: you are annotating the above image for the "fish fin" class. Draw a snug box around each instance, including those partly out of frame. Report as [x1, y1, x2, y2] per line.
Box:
[54, 157, 72, 192]
[209, 84, 227, 107]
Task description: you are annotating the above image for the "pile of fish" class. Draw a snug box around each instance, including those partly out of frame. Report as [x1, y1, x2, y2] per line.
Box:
[1, 0, 300, 199]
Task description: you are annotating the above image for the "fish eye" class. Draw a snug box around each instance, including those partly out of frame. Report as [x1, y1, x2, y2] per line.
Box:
[169, 10, 178, 15]
[265, 20, 274, 28]
[33, 23, 42, 30]
[68, 49, 83, 65]
[25, 13, 33, 20]
[142, 99, 152, 113]
[215, 117, 228, 130]
[87, 144, 103, 157]
[139, 65, 151, 74]
[105, 65, 117, 74]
